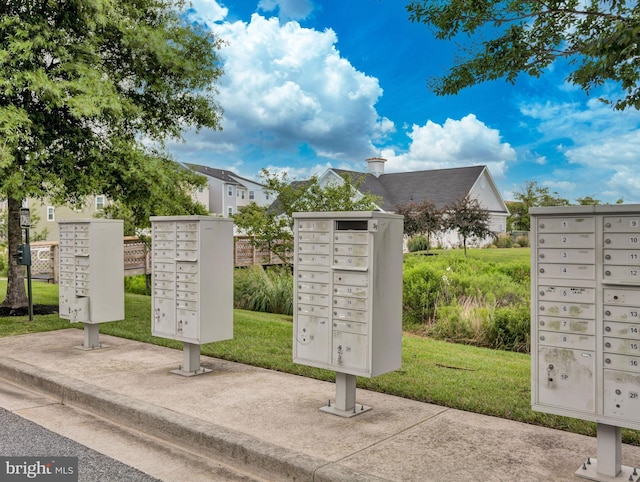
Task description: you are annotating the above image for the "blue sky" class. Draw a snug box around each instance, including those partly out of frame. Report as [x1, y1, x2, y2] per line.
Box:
[168, 0, 640, 204]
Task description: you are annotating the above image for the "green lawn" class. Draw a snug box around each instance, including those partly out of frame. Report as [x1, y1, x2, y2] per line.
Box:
[0, 274, 638, 445]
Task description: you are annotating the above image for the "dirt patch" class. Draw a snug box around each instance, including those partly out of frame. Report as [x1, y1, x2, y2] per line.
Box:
[0, 305, 59, 317]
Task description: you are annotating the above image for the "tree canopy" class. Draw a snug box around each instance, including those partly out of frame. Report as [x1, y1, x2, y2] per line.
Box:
[406, 0, 640, 110]
[0, 0, 223, 308]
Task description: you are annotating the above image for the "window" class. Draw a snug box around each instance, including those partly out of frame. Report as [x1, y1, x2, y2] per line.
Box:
[228, 207, 233, 217]
[47, 206, 55, 222]
[198, 186, 204, 193]
[241, 190, 245, 200]
[265, 192, 270, 201]
[95, 195, 105, 210]
[227, 185, 233, 196]
[249, 190, 255, 200]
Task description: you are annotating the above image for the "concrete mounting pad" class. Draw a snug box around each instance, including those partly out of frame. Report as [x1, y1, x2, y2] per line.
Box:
[1, 329, 640, 481]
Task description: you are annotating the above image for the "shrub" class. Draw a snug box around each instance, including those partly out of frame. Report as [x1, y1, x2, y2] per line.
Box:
[515, 235, 529, 248]
[234, 266, 293, 315]
[494, 235, 513, 248]
[407, 235, 430, 252]
[124, 275, 151, 295]
[487, 306, 530, 353]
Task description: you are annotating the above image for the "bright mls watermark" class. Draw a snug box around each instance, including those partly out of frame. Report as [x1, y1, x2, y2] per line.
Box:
[0, 457, 78, 481]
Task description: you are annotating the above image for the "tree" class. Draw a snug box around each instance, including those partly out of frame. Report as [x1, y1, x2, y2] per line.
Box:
[510, 181, 569, 231]
[395, 199, 442, 253]
[233, 169, 380, 265]
[406, 0, 640, 110]
[443, 195, 494, 256]
[0, 0, 222, 309]
[576, 195, 602, 206]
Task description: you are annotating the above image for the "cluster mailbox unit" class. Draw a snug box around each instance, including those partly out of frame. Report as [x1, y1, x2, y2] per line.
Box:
[58, 219, 124, 349]
[293, 211, 403, 417]
[151, 216, 234, 376]
[531, 205, 640, 481]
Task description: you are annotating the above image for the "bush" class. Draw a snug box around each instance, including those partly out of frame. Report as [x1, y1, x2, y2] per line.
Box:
[493, 235, 513, 248]
[124, 275, 150, 295]
[515, 235, 529, 248]
[234, 266, 293, 315]
[487, 306, 530, 353]
[407, 235, 430, 252]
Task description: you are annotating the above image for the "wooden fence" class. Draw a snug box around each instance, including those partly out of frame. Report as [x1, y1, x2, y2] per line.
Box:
[30, 236, 284, 284]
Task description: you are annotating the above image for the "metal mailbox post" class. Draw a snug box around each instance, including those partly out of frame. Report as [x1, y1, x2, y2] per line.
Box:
[531, 205, 640, 481]
[293, 211, 403, 417]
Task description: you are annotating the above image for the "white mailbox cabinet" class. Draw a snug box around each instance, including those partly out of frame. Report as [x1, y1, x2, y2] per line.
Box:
[150, 216, 233, 346]
[293, 212, 403, 416]
[531, 205, 640, 480]
[58, 219, 124, 324]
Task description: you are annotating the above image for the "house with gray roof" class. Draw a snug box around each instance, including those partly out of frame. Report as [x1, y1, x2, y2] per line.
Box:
[183, 163, 272, 217]
[317, 158, 509, 248]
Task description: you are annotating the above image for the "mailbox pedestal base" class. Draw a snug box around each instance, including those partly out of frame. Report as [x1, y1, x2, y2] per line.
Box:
[576, 424, 637, 481]
[171, 342, 211, 377]
[320, 372, 371, 418]
[75, 323, 108, 350]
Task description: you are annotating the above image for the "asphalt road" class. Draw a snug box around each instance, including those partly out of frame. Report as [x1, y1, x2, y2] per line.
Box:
[0, 408, 159, 482]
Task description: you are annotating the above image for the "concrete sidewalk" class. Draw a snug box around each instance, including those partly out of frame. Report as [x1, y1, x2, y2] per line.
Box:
[0, 329, 639, 481]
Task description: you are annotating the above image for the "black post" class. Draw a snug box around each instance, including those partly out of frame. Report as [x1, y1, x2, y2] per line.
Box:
[24, 228, 33, 321]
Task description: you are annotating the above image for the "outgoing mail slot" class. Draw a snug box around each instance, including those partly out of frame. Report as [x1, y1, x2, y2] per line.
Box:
[603, 265, 640, 282]
[537, 248, 595, 264]
[538, 330, 595, 350]
[298, 303, 329, 317]
[603, 305, 640, 322]
[603, 216, 640, 232]
[603, 354, 640, 373]
[538, 301, 596, 319]
[298, 254, 330, 266]
[297, 281, 329, 295]
[333, 255, 368, 269]
[332, 307, 367, 323]
[333, 320, 367, 335]
[537, 233, 594, 248]
[537, 263, 595, 279]
[333, 296, 367, 311]
[604, 321, 640, 339]
[538, 317, 595, 335]
[538, 285, 595, 303]
[537, 217, 595, 233]
[604, 337, 640, 356]
[297, 270, 330, 283]
[298, 242, 331, 255]
[604, 288, 640, 304]
[604, 233, 640, 249]
[334, 244, 369, 256]
[333, 271, 369, 287]
[298, 293, 329, 305]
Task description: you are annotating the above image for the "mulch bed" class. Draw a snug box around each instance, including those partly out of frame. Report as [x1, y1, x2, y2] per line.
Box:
[0, 305, 59, 317]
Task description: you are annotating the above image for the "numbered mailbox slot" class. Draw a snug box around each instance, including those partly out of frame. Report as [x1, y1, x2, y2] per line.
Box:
[603, 305, 640, 323]
[604, 337, 640, 356]
[176, 299, 197, 310]
[176, 309, 198, 339]
[538, 301, 596, 319]
[296, 314, 330, 363]
[333, 243, 369, 257]
[333, 271, 369, 287]
[604, 249, 640, 265]
[154, 288, 174, 299]
[538, 317, 595, 335]
[298, 231, 330, 243]
[298, 220, 331, 232]
[537, 233, 594, 249]
[604, 322, 640, 339]
[537, 217, 595, 233]
[604, 233, 640, 249]
[333, 296, 368, 311]
[538, 330, 595, 351]
[333, 320, 367, 335]
[298, 292, 329, 305]
[154, 270, 173, 282]
[153, 222, 176, 232]
[153, 279, 173, 290]
[175, 271, 197, 283]
[603, 265, 640, 282]
[538, 248, 595, 264]
[297, 280, 329, 295]
[333, 254, 368, 270]
[603, 370, 640, 421]
[604, 288, 640, 304]
[333, 284, 368, 298]
[176, 289, 198, 302]
[538, 285, 595, 304]
[298, 242, 330, 255]
[176, 262, 197, 274]
[298, 253, 331, 267]
[332, 331, 368, 371]
[297, 270, 330, 284]
[333, 307, 367, 323]
[298, 303, 329, 317]
[604, 354, 640, 373]
[603, 216, 640, 233]
[537, 346, 595, 413]
[537, 263, 595, 279]
[153, 298, 175, 335]
[176, 230, 198, 242]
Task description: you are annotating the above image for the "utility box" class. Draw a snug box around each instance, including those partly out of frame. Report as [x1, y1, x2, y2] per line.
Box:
[293, 212, 403, 416]
[58, 219, 124, 324]
[531, 205, 640, 480]
[150, 216, 233, 346]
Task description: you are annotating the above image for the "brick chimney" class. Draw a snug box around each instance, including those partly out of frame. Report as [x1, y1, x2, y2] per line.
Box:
[366, 157, 386, 178]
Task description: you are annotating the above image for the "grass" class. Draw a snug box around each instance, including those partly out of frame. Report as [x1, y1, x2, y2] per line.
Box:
[1, 275, 639, 445]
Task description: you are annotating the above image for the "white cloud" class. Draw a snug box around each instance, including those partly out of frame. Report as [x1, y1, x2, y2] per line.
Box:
[258, 0, 314, 22]
[184, 0, 228, 26]
[380, 114, 516, 178]
[178, 6, 393, 164]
